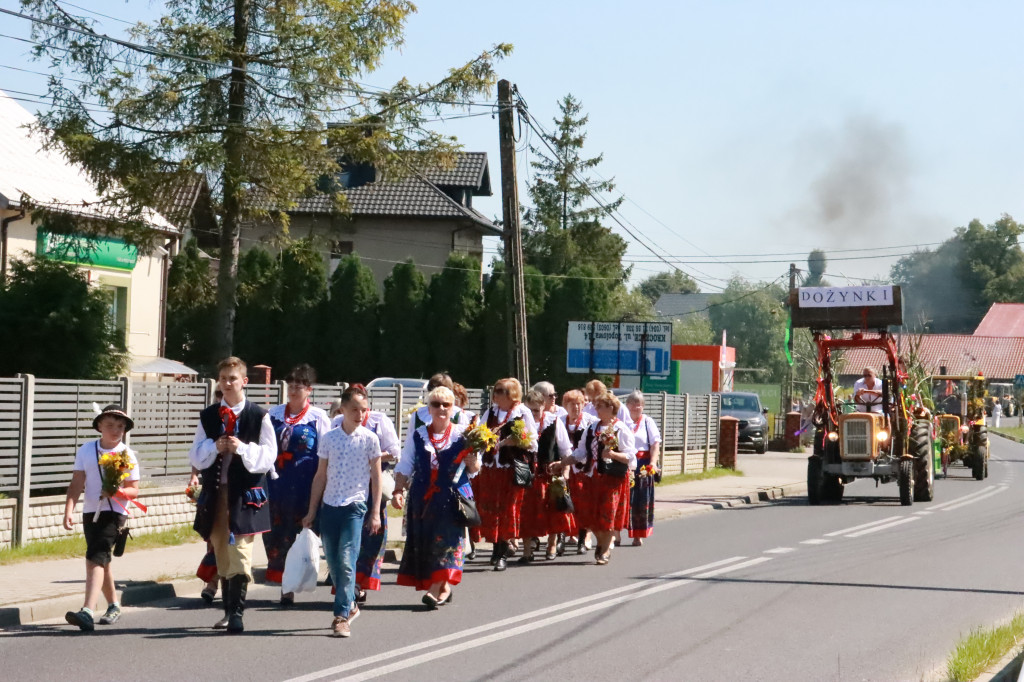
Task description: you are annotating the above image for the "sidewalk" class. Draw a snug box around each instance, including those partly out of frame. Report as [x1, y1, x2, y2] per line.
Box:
[0, 451, 807, 626]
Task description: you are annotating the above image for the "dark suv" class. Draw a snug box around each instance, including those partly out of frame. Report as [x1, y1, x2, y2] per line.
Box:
[718, 392, 768, 454]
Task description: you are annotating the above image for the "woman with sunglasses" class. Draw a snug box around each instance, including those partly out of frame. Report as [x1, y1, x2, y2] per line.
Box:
[550, 391, 636, 565]
[477, 378, 538, 571]
[392, 386, 478, 608]
[521, 389, 575, 562]
[264, 364, 332, 604]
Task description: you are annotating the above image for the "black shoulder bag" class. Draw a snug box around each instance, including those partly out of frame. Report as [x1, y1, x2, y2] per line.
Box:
[451, 460, 481, 528]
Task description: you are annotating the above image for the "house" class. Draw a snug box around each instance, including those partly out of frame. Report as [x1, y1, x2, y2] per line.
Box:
[246, 152, 501, 285]
[973, 303, 1024, 337]
[0, 89, 185, 372]
[654, 293, 716, 319]
[839, 333, 1024, 383]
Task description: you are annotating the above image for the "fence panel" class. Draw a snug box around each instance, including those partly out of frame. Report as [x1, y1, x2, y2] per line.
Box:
[660, 394, 687, 451]
[309, 384, 344, 414]
[130, 381, 208, 478]
[0, 379, 24, 492]
[30, 379, 124, 490]
[245, 384, 281, 410]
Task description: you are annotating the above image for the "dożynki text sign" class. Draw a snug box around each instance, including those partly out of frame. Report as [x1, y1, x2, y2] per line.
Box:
[566, 321, 672, 376]
[798, 286, 893, 308]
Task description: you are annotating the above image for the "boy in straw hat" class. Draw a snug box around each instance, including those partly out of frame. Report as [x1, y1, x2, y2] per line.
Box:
[62, 404, 141, 631]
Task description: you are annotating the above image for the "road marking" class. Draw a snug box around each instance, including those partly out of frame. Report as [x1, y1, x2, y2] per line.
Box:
[914, 510, 932, 515]
[845, 516, 920, 538]
[927, 486, 996, 511]
[824, 516, 901, 537]
[764, 547, 796, 554]
[325, 557, 775, 682]
[941, 486, 1007, 511]
[283, 555, 753, 682]
[800, 538, 831, 545]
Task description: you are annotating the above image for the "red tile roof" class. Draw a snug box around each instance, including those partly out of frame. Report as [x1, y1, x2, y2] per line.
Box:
[839, 334, 1024, 381]
[974, 303, 1024, 337]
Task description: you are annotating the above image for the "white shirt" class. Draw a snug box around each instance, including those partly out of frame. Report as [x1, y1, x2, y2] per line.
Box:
[570, 420, 638, 476]
[561, 411, 599, 441]
[332, 411, 401, 461]
[188, 398, 278, 482]
[269, 403, 332, 444]
[631, 414, 663, 452]
[318, 425, 382, 507]
[73, 440, 140, 515]
[553, 405, 568, 419]
[395, 422, 469, 479]
[538, 411, 573, 457]
[853, 377, 885, 413]
[583, 401, 633, 427]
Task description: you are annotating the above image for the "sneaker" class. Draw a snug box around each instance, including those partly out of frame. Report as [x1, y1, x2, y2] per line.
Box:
[348, 606, 360, 624]
[332, 616, 351, 638]
[98, 604, 121, 625]
[65, 609, 94, 632]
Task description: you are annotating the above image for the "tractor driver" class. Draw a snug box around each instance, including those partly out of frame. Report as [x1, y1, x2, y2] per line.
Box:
[854, 367, 885, 414]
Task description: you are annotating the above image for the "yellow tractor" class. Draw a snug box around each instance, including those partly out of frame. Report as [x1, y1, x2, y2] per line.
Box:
[930, 375, 989, 480]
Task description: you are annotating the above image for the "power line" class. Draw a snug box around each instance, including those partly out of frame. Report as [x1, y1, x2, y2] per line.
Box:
[652, 274, 789, 318]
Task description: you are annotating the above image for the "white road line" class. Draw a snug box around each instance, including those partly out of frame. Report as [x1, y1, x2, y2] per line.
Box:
[927, 486, 996, 511]
[914, 510, 932, 515]
[764, 547, 796, 554]
[824, 516, 901, 537]
[800, 539, 831, 545]
[845, 516, 921, 538]
[941, 486, 1007, 511]
[283, 555, 752, 682]
[329, 557, 775, 682]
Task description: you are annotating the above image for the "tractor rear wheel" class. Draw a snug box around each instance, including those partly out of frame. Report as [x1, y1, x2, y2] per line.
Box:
[898, 458, 914, 506]
[973, 445, 987, 480]
[911, 421, 934, 502]
[807, 455, 824, 506]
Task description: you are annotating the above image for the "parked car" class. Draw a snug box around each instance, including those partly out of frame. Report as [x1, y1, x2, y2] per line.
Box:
[366, 377, 428, 391]
[718, 391, 768, 454]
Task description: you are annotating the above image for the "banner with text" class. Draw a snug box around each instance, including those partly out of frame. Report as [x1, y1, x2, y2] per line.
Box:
[566, 321, 673, 375]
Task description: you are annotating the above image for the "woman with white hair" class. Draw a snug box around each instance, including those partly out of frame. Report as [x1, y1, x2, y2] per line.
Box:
[625, 391, 661, 546]
[391, 386, 478, 608]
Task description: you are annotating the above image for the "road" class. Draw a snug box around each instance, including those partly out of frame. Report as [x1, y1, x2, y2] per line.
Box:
[4, 439, 1024, 682]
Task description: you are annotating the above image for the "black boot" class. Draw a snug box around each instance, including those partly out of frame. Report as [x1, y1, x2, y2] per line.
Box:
[213, 578, 230, 629]
[227, 575, 248, 634]
[493, 541, 507, 572]
[489, 542, 501, 566]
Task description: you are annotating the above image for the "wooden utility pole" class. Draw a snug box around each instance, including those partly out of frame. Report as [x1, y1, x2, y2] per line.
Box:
[785, 262, 797, 413]
[497, 79, 530, 385]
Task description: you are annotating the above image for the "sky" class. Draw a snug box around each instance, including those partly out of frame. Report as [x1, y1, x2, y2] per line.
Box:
[1, 1, 1023, 292]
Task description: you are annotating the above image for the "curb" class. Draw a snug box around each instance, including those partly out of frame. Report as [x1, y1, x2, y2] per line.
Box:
[652, 480, 808, 523]
[991, 430, 1024, 445]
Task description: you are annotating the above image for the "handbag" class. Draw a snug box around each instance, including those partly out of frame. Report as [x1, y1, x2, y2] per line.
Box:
[112, 524, 131, 557]
[548, 476, 575, 513]
[450, 460, 481, 527]
[512, 458, 534, 488]
[597, 456, 629, 478]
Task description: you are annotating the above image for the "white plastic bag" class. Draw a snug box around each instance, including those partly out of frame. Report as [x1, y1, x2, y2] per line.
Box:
[281, 528, 321, 595]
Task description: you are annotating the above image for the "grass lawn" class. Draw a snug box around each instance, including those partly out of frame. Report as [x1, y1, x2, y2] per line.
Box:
[992, 426, 1024, 441]
[0, 524, 199, 566]
[946, 612, 1024, 681]
[657, 467, 743, 487]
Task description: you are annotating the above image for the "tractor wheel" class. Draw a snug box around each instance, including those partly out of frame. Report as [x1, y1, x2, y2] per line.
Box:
[898, 458, 914, 506]
[973, 425, 988, 449]
[973, 445, 987, 481]
[822, 475, 844, 504]
[911, 421, 934, 502]
[807, 455, 824, 506]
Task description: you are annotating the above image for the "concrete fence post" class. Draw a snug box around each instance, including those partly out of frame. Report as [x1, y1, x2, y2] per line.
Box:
[206, 378, 217, 406]
[118, 375, 132, 446]
[659, 391, 668, 472]
[682, 394, 691, 473]
[14, 373, 34, 548]
[395, 384, 405, 444]
[704, 395, 713, 471]
[277, 380, 287, 406]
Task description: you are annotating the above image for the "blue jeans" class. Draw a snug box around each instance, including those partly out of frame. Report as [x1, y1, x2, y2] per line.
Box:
[320, 501, 366, 618]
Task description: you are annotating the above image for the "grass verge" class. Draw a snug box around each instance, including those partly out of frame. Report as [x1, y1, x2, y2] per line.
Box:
[946, 612, 1024, 682]
[657, 467, 743, 487]
[0, 524, 199, 566]
[992, 426, 1024, 441]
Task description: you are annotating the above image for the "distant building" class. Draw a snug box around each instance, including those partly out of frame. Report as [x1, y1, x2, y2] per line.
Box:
[654, 293, 715, 319]
[973, 303, 1024, 337]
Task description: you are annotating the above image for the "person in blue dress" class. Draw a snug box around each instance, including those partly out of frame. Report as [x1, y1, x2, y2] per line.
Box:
[264, 364, 331, 604]
[391, 386, 479, 609]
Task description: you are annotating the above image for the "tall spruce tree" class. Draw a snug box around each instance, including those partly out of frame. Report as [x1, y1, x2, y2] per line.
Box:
[324, 253, 379, 383]
[277, 238, 327, 371]
[426, 253, 483, 385]
[233, 247, 281, 367]
[21, 0, 510, 362]
[379, 261, 427, 378]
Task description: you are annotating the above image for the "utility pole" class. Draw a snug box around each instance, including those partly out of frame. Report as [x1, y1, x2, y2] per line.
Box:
[786, 262, 798, 413]
[497, 79, 530, 385]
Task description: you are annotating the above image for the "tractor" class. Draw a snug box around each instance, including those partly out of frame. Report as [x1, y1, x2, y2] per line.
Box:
[930, 374, 989, 480]
[791, 284, 934, 506]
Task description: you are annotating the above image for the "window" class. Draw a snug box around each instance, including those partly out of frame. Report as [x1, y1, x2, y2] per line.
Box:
[105, 284, 128, 344]
[330, 240, 354, 258]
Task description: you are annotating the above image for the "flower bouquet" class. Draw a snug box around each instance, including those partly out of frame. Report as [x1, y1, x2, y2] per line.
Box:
[463, 422, 498, 454]
[596, 425, 628, 477]
[508, 419, 535, 449]
[98, 450, 135, 497]
[636, 463, 661, 484]
[185, 483, 201, 504]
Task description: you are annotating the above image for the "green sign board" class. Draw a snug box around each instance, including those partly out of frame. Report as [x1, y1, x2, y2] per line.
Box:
[36, 230, 138, 271]
[642, 360, 681, 393]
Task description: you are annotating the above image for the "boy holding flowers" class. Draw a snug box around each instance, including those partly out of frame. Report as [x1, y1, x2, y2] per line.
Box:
[62, 404, 140, 631]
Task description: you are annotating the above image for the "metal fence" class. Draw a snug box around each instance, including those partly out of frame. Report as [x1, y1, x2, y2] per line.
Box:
[0, 374, 720, 545]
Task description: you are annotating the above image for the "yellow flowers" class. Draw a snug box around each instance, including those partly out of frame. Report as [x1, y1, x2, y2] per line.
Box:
[464, 422, 498, 454]
[98, 451, 134, 496]
[509, 420, 535, 449]
[184, 484, 201, 504]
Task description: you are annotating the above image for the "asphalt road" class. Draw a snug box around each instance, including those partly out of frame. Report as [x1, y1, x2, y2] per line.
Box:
[5, 439, 1024, 682]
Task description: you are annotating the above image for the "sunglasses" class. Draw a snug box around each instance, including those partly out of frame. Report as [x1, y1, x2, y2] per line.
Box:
[430, 401, 453, 409]
[492, 388, 507, 395]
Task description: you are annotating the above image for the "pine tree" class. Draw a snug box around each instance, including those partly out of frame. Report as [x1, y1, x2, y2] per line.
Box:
[324, 253, 379, 383]
[379, 261, 427, 378]
[277, 239, 328, 371]
[233, 247, 281, 367]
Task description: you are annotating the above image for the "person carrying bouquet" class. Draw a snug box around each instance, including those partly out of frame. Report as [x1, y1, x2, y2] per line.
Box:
[62, 404, 140, 631]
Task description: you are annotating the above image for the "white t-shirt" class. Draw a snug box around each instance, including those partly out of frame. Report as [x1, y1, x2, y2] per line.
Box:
[318, 426, 382, 507]
[853, 377, 885, 413]
[73, 440, 141, 515]
[332, 411, 401, 460]
[631, 414, 663, 452]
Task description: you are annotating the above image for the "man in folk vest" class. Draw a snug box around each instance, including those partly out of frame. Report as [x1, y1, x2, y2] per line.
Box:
[189, 356, 276, 633]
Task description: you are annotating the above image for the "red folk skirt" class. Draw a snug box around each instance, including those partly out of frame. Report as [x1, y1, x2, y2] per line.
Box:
[577, 473, 631, 532]
[476, 465, 524, 542]
[520, 475, 577, 538]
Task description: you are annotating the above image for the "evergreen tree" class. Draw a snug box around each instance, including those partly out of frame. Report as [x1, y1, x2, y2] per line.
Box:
[427, 253, 483, 385]
[324, 253, 379, 383]
[379, 261, 427, 377]
[166, 238, 216, 367]
[277, 239, 328, 371]
[233, 247, 281, 367]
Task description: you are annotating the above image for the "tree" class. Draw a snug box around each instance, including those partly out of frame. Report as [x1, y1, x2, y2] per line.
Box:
[707, 278, 788, 382]
[803, 250, 828, 287]
[0, 257, 126, 378]
[166, 238, 216, 367]
[277, 238, 327, 371]
[323, 253, 379, 383]
[233, 247, 281, 366]
[671, 315, 714, 346]
[426, 253, 483, 384]
[379, 261, 427, 377]
[22, 0, 511, 362]
[638, 270, 700, 304]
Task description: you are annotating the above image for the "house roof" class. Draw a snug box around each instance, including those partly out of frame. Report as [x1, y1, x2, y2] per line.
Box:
[654, 293, 715, 318]
[153, 173, 207, 232]
[839, 333, 1024, 380]
[0, 90, 177, 233]
[422, 152, 491, 195]
[974, 303, 1024, 337]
